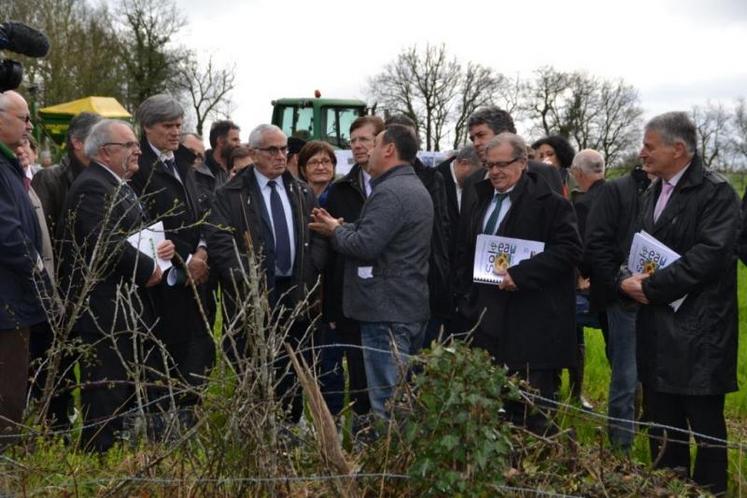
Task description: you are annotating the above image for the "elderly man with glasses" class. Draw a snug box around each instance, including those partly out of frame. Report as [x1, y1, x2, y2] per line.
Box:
[454, 132, 581, 435]
[58, 119, 175, 451]
[207, 123, 326, 423]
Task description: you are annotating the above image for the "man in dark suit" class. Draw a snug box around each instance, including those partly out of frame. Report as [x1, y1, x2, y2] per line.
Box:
[621, 112, 739, 494]
[130, 94, 214, 412]
[436, 144, 482, 258]
[207, 124, 326, 422]
[454, 132, 581, 434]
[59, 119, 174, 451]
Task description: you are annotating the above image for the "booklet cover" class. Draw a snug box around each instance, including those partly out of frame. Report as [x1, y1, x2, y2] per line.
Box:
[627, 231, 686, 311]
[473, 234, 545, 285]
[127, 220, 172, 272]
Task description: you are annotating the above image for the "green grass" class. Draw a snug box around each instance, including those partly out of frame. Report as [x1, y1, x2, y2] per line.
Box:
[568, 263, 747, 495]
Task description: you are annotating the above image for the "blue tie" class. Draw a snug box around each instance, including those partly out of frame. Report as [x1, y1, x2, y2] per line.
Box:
[268, 180, 292, 273]
[483, 192, 508, 235]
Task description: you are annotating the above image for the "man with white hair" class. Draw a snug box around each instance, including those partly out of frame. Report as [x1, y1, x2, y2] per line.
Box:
[59, 119, 174, 451]
[207, 123, 326, 423]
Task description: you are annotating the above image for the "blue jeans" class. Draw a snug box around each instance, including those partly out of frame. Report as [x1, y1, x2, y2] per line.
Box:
[605, 302, 638, 450]
[359, 321, 426, 419]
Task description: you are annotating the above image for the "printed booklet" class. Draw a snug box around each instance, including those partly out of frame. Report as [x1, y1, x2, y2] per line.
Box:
[473, 234, 544, 285]
[627, 231, 686, 311]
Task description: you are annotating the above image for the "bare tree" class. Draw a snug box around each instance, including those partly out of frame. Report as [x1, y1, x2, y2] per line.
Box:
[368, 44, 460, 151]
[523, 67, 643, 166]
[733, 98, 747, 170]
[691, 101, 732, 169]
[176, 54, 236, 136]
[451, 63, 506, 148]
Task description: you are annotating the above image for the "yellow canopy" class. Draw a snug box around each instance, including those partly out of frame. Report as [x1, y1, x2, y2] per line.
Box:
[39, 96, 131, 118]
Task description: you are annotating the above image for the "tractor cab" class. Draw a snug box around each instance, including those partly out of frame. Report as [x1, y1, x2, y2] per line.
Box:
[271, 96, 367, 149]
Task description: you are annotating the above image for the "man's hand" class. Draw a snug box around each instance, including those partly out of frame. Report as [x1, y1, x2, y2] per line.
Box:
[620, 273, 650, 304]
[309, 207, 343, 237]
[497, 270, 517, 291]
[577, 276, 590, 292]
[187, 248, 209, 286]
[156, 239, 175, 261]
[146, 265, 163, 287]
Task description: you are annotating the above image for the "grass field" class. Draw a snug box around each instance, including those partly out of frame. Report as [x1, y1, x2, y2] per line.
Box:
[570, 263, 747, 494]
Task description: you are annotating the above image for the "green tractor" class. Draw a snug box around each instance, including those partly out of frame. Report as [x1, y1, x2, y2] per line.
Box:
[270, 94, 370, 149]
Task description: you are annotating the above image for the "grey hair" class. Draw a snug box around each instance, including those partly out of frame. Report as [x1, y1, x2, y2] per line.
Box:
[645, 111, 696, 155]
[135, 94, 184, 128]
[248, 124, 284, 148]
[67, 112, 102, 147]
[180, 131, 203, 143]
[572, 149, 605, 175]
[84, 119, 133, 158]
[485, 132, 528, 161]
[455, 144, 481, 166]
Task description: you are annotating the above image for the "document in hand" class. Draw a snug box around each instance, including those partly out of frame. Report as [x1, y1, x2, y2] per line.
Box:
[627, 230, 686, 311]
[127, 221, 172, 272]
[473, 234, 545, 285]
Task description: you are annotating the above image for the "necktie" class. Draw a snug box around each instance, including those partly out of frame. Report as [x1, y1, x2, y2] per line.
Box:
[653, 181, 674, 222]
[164, 157, 180, 182]
[268, 180, 292, 273]
[22, 176, 31, 192]
[483, 192, 508, 235]
[122, 184, 144, 217]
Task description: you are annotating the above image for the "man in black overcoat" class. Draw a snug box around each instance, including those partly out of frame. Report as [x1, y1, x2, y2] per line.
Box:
[620, 112, 739, 495]
[130, 95, 215, 410]
[455, 132, 581, 433]
[59, 119, 174, 451]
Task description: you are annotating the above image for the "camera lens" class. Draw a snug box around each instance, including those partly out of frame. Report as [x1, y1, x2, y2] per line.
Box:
[0, 59, 23, 92]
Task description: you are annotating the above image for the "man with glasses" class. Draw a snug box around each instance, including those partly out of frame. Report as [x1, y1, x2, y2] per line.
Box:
[58, 119, 175, 450]
[207, 123, 326, 423]
[130, 94, 215, 424]
[0, 90, 48, 440]
[454, 132, 581, 434]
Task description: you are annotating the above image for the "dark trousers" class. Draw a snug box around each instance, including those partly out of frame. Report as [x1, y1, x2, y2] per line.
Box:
[0, 327, 30, 442]
[79, 329, 145, 452]
[223, 277, 312, 423]
[28, 321, 74, 428]
[505, 368, 560, 436]
[318, 320, 370, 416]
[643, 388, 728, 495]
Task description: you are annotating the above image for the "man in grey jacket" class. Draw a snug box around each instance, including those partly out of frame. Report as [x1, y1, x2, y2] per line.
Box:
[310, 124, 433, 418]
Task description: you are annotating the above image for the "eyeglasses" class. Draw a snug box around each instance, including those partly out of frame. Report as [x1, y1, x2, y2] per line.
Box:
[486, 157, 522, 169]
[103, 141, 140, 150]
[0, 108, 32, 124]
[256, 145, 288, 156]
[306, 158, 333, 167]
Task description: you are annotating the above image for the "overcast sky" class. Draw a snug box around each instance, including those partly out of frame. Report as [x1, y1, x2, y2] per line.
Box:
[168, 0, 747, 144]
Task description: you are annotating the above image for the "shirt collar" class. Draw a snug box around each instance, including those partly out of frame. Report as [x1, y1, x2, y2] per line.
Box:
[95, 161, 126, 184]
[149, 141, 175, 163]
[449, 161, 460, 189]
[666, 161, 691, 188]
[254, 168, 283, 190]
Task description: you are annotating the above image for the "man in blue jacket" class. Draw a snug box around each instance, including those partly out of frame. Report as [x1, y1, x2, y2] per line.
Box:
[0, 90, 47, 438]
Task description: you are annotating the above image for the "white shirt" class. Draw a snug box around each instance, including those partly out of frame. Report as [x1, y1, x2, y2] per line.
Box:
[149, 142, 182, 183]
[665, 161, 691, 189]
[254, 169, 296, 276]
[361, 169, 373, 197]
[482, 185, 516, 234]
[449, 162, 463, 211]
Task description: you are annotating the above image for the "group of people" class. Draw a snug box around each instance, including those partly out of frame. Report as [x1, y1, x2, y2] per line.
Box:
[0, 85, 742, 495]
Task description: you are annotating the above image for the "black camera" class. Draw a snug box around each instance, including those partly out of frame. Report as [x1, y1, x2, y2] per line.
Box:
[0, 21, 50, 92]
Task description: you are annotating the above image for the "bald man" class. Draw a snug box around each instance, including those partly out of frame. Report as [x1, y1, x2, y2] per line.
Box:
[0, 90, 48, 438]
